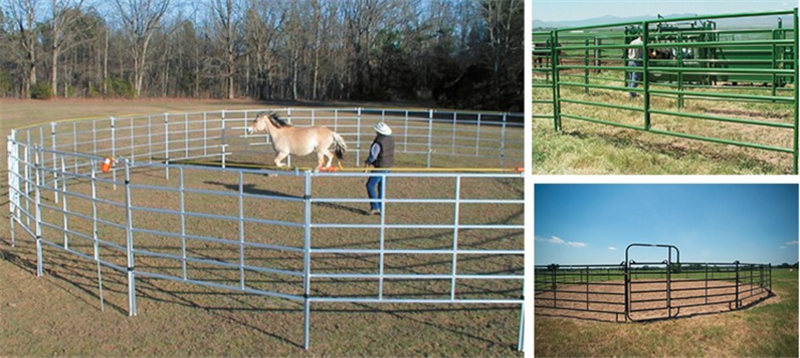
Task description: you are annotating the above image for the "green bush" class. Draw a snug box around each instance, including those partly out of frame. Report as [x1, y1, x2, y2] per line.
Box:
[30, 82, 52, 100]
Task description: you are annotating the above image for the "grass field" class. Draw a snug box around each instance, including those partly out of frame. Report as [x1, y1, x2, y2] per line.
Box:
[0, 99, 524, 357]
[534, 268, 798, 357]
[533, 70, 797, 174]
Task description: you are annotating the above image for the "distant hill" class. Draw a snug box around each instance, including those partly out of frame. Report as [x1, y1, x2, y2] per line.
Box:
[533, 13, 791, 30]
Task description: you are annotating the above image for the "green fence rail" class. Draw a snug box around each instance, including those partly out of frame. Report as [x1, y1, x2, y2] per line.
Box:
[533, 9, 799, 173]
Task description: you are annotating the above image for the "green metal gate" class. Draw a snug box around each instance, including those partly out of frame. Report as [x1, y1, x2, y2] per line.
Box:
[533, 9, 799, 173]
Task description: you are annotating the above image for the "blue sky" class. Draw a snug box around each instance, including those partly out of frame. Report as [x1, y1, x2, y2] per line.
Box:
[535, 184, 799, 266]
[533, 0, 796, 22]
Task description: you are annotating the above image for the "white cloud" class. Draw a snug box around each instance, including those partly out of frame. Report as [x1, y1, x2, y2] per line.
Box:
[785, 240, 798, 245]
[608, 246, 617, 251]
[780, 246, 787, 249]
[536, 235, 587, 248]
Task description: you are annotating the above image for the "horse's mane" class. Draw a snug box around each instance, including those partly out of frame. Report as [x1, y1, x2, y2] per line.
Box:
[260, 111, 292, 128]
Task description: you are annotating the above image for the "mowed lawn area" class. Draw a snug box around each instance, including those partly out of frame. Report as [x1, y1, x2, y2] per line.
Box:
[534, 268, 799, 358]
[0, 99, 523, 357]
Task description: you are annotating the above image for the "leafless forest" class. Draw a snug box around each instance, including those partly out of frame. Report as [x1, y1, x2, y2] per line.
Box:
[0, 0, 523, 111]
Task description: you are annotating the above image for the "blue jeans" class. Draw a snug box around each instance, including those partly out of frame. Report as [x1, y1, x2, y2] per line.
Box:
[366, 171, 387, 211]
[628, 60, 642, 97]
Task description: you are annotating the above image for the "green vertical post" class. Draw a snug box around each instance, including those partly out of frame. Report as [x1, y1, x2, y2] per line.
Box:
[677, 33, 684, 109]
[772, 29, 778, 100]
[793, 8, 799, 174]
[584, 39, 589, 94]
[642, 22, 651, 130]
[553, 31, 562, 132]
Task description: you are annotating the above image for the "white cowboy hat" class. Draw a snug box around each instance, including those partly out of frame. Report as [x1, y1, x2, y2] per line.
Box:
[374, 122, 392, 136]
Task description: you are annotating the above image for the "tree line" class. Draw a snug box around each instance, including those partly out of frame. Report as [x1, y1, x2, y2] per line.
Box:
[0, 0, 524, 111]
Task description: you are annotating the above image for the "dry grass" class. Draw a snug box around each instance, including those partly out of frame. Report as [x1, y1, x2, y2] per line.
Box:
[533, 71, 797, 174]
[534, 269, 799, 358]
[0, 99, 523, 357]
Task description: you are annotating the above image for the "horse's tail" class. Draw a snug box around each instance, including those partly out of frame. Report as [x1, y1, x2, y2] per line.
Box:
[331, 132, 347, 159]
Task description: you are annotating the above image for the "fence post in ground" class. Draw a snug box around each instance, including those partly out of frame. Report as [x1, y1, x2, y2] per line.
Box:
[50, 122, 59, 204]
[356, 108, 362, 167]
[303, 170, 312, 350]
[165, 113, 170, 180]
[500, 113, 507, 168]
[552, 31, 562, 132]
[7, 132, 18, 247]
[734, 260, 740, 309]
[427, 109, 434, 168]
[33, 145, 43, 277]
[769, 263, 772, 292]
[123, 159, 137, 316]
[584, 39, 590, 94]
[642, 21, 651, 131]
[677, 33, 684, 109]
[450, 176, 461, 301]
[517, 281, 524, 352]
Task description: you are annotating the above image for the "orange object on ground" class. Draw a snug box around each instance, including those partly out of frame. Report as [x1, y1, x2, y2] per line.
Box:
[101, 157, 115, 173]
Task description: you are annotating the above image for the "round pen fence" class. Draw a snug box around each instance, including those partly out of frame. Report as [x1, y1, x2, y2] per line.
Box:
[5, 107, 525, 351]
[533, 9, 800, 173]
[534, 244, 773, 322]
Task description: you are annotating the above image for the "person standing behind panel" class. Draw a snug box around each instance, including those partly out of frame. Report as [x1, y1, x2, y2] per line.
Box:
[364, 122, 394, 215]
[628, 35, 644, 98]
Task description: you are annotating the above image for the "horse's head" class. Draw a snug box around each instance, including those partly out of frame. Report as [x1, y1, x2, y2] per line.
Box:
[247, 111, 282, 134]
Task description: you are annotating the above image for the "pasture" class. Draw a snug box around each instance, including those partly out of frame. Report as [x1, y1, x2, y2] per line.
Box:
[0, 99, 523, 357]
[534, 268, 799, 357]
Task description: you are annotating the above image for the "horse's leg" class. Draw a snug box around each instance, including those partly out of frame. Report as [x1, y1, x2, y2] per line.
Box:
[315, 151, 326, 169]
[274, 152, 289, 167]
[323, 150, 334, 168]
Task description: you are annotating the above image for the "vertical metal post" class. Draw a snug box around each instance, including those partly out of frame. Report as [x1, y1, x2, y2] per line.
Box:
[92, 119, 97, 156]
[356, 108, 362, 166]
[474, 113, 481, 157]
[91, 162, 104, 311]
[7, 132, 18, 247]
[734, 260, 740, 309]
[238, 170, 245, 289]
[130, 117, 135, 162]
[165, 113, 170, 180]
[334, 109, 339, 132]
[111, 118, 117, 190]
[450, 176, 461, 300]
[378, 171, 387, 299]
[180, 167, 187, 280]
[623, 260, 628, 319]
[642, 21, 651, 130]
[33, 146, 43, 277]
[302, 170, 312, 350]
[584, 39, 589, 94]
[123, 159, 137, 316]
[60, 156, 69, 249]
[769, 263, 772, 292]
[677, 33, 684, 109]
[552, 31, 562, 131]
[517, 295, 524, 352]
[427, 109, 433, 168]
[705, 263, 708, 304]
[184, 113, 189, 158]
[450, 112, 456, 155]
[667, 249, 671, 317]
[500, 113, 507, 168]
[203, 112, 208, 157]
[286, 108, 292, 167]
[404, 110, 409, 153]
[72, 121, 78, 171]
[50, 122, 58, 204]
[585, 266, 589, 310]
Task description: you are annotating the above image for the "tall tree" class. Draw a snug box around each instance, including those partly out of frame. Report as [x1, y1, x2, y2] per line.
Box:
[113, 0, 171, 98]
[49, 0, 85, 96]
[210, 0, 242, 99]
[6, 0, 41, 97]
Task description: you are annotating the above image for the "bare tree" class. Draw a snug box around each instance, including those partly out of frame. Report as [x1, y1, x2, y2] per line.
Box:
[6, 0, 41, 97]
[49, 0, 86, 96]
[210, 0, 242, 99]
[113, 0, 171, 98]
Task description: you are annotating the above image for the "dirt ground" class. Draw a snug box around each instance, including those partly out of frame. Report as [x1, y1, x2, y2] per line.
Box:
[1, 99, 524, 357]
[535, 279, 775, 322]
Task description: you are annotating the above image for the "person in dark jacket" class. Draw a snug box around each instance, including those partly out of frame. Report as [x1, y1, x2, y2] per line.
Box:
[364, 122, 394, 215]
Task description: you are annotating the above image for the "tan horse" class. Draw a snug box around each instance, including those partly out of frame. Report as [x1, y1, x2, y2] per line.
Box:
[245, 111, 347, 169]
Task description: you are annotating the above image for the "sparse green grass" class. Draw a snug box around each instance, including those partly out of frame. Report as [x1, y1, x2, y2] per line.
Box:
[533, 70, 796, 174]
[534, 268, 799, 358]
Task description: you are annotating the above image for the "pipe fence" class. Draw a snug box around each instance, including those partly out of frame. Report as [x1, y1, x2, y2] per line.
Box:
[534, 243, 772, 322]
[533, 9, 799, 173]
[6, 107, 525, 351]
